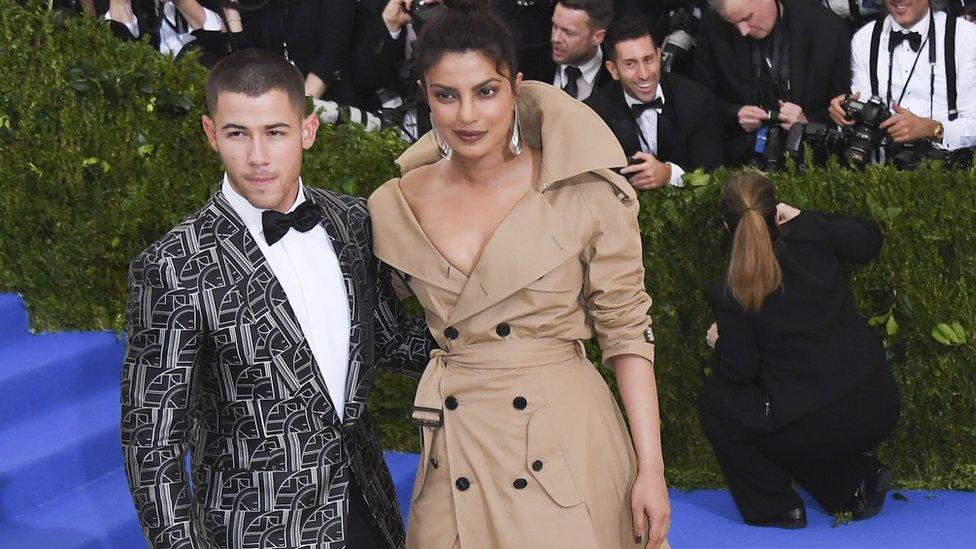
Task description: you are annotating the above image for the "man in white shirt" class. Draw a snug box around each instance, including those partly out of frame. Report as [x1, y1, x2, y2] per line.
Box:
[103, 0, 223, 57]
[522, 0, 614, 101]
[122, 49, 433, 549]
[828, 0, 976, 152]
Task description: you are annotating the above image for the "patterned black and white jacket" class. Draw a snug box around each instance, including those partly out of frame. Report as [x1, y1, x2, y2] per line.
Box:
[121, 186, 434, 549]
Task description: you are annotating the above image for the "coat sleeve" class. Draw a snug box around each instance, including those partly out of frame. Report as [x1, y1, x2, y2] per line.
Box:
[808, 210, 883, 265]
[121, 248, 202, 549]
[579, 178, 655, 366]
[693, 13, 741, 130]
[349, 2, 406, 93]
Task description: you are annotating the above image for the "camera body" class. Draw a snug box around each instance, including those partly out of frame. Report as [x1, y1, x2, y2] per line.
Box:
[840, 95, 891, 167]
[658, 7, 699, 74]
[411, 0, 447, 32]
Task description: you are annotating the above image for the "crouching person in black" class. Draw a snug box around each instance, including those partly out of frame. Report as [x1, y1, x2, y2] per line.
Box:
[699, 171, 901, 528]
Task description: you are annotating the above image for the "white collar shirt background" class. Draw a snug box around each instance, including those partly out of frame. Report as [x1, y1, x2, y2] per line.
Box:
[222, 175, 352, 419]
[554, 47, 604, 101]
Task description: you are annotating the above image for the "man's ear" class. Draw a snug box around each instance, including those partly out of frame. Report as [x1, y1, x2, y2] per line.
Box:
[301, 113, 320, 150]
[592, 28, 607, 46]
[605, 60, 619, 81]
[202, 115, 219, 152]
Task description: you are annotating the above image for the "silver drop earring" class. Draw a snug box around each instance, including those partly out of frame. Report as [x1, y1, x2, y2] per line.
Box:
[509, 102, 523, 156]
[430, 114, 452, 159]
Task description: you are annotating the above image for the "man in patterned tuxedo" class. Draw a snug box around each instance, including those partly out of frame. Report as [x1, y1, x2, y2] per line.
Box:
[121, 49, 434, 549]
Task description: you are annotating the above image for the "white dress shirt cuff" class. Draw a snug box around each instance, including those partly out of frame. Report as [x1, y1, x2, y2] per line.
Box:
[941, 118, 976, 150]
[390, 28, 402, 40]
[202, 8, 223, 32]
[667, 163, 685, 187]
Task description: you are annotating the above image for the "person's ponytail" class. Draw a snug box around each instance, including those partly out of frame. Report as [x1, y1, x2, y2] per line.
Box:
[721, 172, 781, 312]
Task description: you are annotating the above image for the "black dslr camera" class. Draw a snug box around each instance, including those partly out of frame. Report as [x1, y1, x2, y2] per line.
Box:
[658, 7, 699, 74]
[840, 95, 891, 168]
[411, 0, 447, 32]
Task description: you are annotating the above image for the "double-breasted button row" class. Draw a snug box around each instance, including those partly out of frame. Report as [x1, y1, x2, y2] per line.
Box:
[456, 477, 470, 491]
[445, 396, 459, 410]
[513, 478, 528, 489]
[444, 326, 459, 340]
[513, 396, 527, 410]
[496, 323, 511, 337]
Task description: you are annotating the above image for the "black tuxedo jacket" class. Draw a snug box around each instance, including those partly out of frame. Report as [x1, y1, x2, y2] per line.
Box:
[584, 73, 724, 170]
[122, 187, 434, 549]
[694, 0, 850, 131]
[704, 211, 887, 439]
[520, 44, 614, 100]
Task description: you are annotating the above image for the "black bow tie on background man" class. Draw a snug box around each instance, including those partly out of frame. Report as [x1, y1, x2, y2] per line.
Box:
[262, 200, 324, 246]
[889, 30, 922, 52]
[631, 97, 664, 117]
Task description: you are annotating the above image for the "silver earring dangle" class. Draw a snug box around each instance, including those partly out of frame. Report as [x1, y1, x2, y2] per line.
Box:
[509, 103, 524, 156]
[430, 114, 452, 159]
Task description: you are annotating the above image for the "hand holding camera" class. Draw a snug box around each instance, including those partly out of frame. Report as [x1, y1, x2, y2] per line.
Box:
[879, 104, 942, 144]
[776, 100, 807, 131]
[737, 105, 768, 132]
[383, 0, 443, 34]
[620, 152, 672, 190]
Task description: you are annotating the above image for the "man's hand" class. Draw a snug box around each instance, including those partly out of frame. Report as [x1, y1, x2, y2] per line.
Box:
[775, 202, 801, 225]
[305, 72, 326, 99]
[620, 152, 671, 190]
[382, 0, 413, 34]
[879, 104, 941, 143]
[706, 322, 719, 349]
[738, 105, 768, 132]
[829, 92, 857, 127]
[777, 100, 807, 131]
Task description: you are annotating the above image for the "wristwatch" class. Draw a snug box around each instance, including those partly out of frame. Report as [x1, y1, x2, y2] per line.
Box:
[933, 121, 945, 142]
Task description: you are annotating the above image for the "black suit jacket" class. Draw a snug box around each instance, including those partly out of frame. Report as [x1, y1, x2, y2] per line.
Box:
[704, 211, 887, 439]
[122, 187, 434, 549]
[520, 45, 614, 101]
[694, 0, 850, 156]
[584, 73, 724, 170]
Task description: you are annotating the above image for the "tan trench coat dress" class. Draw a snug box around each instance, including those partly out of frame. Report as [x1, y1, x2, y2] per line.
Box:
[368, 82, 669, 549]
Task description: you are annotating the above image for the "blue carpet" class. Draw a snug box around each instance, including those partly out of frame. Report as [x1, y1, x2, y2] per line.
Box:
[1, 292, 973, 548]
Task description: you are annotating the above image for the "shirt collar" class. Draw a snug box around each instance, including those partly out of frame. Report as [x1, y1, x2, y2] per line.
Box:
[891, 8, 931, 34]
[562, 47, 603, 84]
[221, 173, 307, 233]
[623, 84, 666, 110]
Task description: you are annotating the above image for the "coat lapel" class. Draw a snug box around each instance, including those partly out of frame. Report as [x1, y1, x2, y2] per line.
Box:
[657, 76, 677, 162]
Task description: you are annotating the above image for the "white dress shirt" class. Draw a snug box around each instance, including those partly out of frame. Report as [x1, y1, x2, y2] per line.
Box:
[623, 86, 685, 187]
[553, 47, 604, 101]
[850, 10, 976, 150]
[103, 5, 223, 57]
[222, 176, 351, 418]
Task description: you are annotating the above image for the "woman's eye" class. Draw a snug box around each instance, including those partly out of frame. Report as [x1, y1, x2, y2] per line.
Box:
[479, 87, 497, 97]
[436, 91, 455, 101]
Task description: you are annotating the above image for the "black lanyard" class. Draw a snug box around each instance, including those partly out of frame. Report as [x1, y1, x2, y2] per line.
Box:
[751, 3, 791, 100]
[886, 9, 936, 117]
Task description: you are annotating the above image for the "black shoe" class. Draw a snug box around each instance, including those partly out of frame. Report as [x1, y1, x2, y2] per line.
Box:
[852, 466, 893, 520]
[745, 507, 807, 529]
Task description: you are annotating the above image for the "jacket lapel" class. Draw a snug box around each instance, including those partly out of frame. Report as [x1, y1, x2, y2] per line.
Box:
[657, 75, 677, 162]
[787, 13, 807, 106]
[608, 83, 643, 158]
[211, 191, 342, 428]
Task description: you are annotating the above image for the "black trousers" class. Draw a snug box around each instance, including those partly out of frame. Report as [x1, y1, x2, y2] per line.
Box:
[346, 476, 390, 549]
[699, 365, 901, 522]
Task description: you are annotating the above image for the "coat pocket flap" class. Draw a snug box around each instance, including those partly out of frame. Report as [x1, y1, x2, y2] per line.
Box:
[526, 406, 585, 507]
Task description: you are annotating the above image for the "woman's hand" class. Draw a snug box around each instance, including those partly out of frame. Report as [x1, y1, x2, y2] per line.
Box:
[631, 470, 671, 547]
[706, 322, 719, 349]
[775, 203, 801, 226]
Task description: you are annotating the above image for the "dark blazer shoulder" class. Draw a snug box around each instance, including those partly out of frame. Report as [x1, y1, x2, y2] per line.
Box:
[584, 79, 626, 116]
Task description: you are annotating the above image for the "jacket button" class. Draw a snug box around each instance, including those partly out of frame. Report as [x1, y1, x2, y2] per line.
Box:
[532, 460, 543, 471]
[444, 326, 459, 340]
[430, 458, 439, 469]
[456, 477, 470, 491]
[445, 396, 459, 410]
[513, 396, 527, 410]
[513, 478, 528, 489]
[496, 323, 511, 337]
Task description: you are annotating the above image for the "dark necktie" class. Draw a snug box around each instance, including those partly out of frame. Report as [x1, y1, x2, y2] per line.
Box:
[631, 97, 664, 118]
[261, 200, 324, 246]
[889, 30, 922, 52]
[562, 66, 583, 99]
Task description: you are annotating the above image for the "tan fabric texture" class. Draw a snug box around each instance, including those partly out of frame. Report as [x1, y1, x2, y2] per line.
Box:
[368, 81, 667, 548]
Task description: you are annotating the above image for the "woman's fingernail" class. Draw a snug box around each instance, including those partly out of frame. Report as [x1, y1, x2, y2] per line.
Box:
[634, 533, 643, 544]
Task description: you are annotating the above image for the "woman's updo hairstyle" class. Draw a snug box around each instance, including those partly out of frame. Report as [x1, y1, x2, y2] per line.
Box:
[413, 0, 520, 84]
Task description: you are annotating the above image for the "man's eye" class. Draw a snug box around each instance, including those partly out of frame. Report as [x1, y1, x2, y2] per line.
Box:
[227, 131, 244, 138]
[269, 130, 283, 137]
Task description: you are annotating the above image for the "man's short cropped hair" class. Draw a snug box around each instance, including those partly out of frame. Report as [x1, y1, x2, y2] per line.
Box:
[603, 19, 656, 62]
[205, 49, 306, 117]
[556, 0, 615, 31]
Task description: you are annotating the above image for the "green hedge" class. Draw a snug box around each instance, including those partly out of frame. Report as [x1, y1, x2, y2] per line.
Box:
[1, 2, 974, 489]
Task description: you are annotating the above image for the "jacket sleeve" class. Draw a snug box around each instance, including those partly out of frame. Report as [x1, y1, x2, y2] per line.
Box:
[580, 178, 655, 366]
[349, 3, 406, 93]
[809, 210, 883, 264]
[693, 13, 741, 130]
[121, 249, 202, 549]
[307, 0, 356, 86]
[710, 293, 763, 383]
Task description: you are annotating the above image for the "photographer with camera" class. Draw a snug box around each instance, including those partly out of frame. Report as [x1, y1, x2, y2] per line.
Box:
[828, 0, 976, 166]
[586, 19, 723, 188]
[101, 0, 224, 56]
[694, 0, 851, 166]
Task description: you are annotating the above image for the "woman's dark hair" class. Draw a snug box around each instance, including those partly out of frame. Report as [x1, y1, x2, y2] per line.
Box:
[413, 0, 519, 83]
[720, 171, 781, 312]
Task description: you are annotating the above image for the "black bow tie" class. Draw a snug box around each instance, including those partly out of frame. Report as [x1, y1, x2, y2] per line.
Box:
[889, 30, 922, 52]
[261, 200, 323, 246]
[631, 97, 664, 117]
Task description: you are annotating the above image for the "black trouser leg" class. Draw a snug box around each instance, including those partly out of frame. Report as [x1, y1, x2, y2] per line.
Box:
[345, 476, 389, 549]
[699, 406, 804, 522]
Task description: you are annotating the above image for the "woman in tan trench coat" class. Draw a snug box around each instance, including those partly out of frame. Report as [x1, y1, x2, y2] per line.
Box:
[367, 1, 671, 547]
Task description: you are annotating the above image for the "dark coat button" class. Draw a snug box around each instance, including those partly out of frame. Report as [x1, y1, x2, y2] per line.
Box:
[532, 460, 543, 471]
[513, 478, 528, 489]
[513, 396, 527, 410]
[496, 323, 511, 337]
[444, 326, 459, 340]
[445, 396, 459, 410]
[430, 458, 439, 469]
[456, 477, 470, 491]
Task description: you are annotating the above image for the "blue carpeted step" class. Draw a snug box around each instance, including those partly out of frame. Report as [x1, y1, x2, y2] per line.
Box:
[0, 293, 30, 346]
[0, 467, 146, 549]
[0, 331, 123, 429]
[0, 386, 123, 520]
